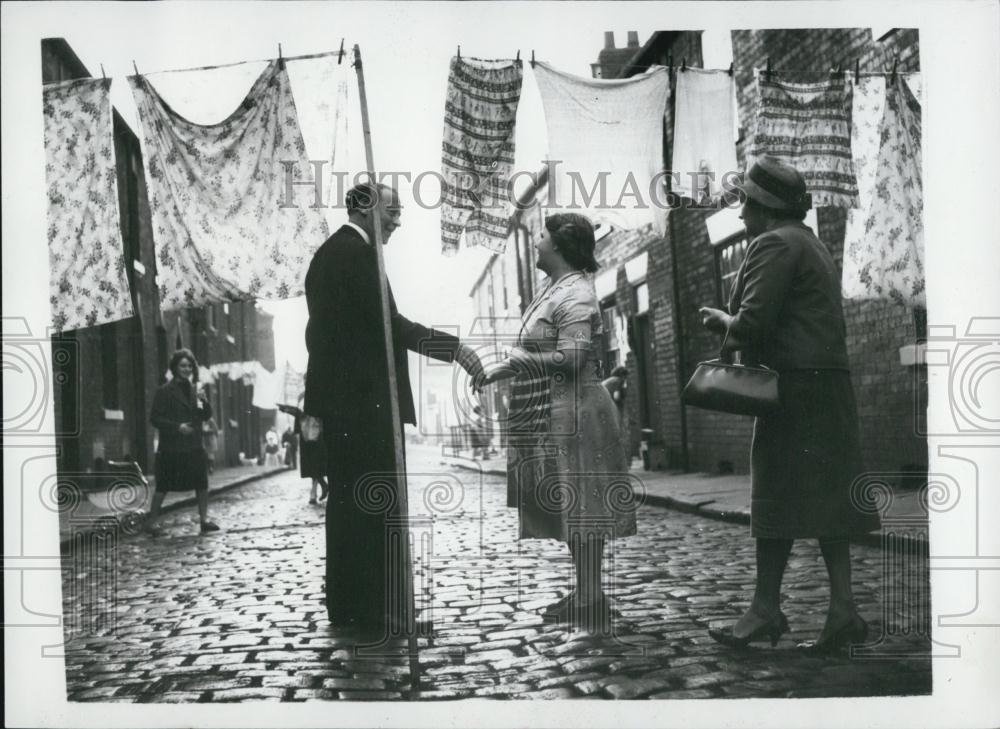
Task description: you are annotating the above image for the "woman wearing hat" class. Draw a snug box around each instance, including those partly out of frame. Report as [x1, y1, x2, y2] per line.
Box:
[481, 213, 636, 631]
[699, 156, 880, 654]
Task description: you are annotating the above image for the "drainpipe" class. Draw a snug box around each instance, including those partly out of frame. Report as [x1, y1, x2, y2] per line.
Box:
[667, 209, 690, 472]
[666, 68, 690, 472]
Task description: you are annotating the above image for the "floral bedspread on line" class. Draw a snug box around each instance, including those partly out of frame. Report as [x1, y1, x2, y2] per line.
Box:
[44, 77, 133, 332]
[129, 60, 329, 311]
[842, 76, 925, 306]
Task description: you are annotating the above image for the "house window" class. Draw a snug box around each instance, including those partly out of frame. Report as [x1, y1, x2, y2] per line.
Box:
[124, 147, 140, 264]
[206, 304, 216, 330]
[600, 298, 621, 373]
[715, 236, 749, 305]
[514, 224, 535, 312]
[634, 282, 650, 315]
[100, 323, 120, 409]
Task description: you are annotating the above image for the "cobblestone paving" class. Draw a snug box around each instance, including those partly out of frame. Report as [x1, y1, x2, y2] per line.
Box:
[60, 449, 932, 701]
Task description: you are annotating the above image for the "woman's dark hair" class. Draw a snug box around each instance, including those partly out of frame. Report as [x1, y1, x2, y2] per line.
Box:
[545, 213, 599, 273]
[168, 348, 199, 379]
[745, 196, 808, 222]
[611, 365, 629, 378]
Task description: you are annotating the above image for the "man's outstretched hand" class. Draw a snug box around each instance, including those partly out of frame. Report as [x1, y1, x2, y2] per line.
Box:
[457, 343, 486, 392]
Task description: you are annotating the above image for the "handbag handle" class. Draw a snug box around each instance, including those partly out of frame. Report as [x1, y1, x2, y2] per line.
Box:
[718, 329, 735, 365]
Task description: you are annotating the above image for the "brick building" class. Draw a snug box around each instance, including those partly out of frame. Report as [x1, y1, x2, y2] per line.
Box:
[470, 28, 927, 482]
[43, 38, 277, 477]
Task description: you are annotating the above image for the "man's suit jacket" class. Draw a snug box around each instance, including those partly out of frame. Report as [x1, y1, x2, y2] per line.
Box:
[725, 220, 850, 371]
[303, 224, 461, 429]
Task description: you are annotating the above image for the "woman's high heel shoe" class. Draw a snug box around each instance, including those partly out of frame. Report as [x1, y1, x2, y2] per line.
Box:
[708, 611, 790, 648]
[797, 614, 868, 656]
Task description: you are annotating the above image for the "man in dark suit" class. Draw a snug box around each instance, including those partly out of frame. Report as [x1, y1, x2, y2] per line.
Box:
[303, 182, 483, 635]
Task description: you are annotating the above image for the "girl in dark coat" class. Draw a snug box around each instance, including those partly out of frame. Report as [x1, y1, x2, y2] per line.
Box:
[145, 348, 218, 536]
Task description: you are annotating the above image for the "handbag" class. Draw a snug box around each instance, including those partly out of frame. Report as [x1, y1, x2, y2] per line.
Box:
[682, 335, 780, 417]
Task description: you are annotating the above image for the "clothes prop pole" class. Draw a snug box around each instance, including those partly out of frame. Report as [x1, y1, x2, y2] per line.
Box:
[351, 43, 422, 693]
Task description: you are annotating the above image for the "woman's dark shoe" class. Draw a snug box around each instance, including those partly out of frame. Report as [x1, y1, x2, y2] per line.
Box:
[308, 498, 318, 505]
[797, 614, 868, 656]
[200, 520, 220, 534]
[709, 611, 790, 648]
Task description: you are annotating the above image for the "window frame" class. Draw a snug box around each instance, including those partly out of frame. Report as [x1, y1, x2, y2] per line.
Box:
[713, 234, 750, 308]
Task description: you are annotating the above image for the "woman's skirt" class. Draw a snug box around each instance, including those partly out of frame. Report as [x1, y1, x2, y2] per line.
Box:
[507, 377, 638, 542]
[154, 449, 209, 493]
[750, 369, 882, 539]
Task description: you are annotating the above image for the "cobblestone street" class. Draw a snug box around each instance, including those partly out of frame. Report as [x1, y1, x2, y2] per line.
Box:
[60, 446, 932, 702]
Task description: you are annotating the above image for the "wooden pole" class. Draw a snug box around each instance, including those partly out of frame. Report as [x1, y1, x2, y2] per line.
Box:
[351, 43, 422, 693]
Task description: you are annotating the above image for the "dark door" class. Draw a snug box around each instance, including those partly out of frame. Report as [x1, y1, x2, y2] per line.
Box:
[631, 313, 659, 434]
[52, 332, 80, 471]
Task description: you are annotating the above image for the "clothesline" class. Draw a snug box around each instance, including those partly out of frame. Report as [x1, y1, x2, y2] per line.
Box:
[625, 64, 911, 78]
[129, 48, 346, 78]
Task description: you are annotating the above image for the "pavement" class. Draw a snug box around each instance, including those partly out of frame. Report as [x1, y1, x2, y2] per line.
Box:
[441, 449, 929, 549]
[59, 444, 933, 702]
[58, 463, 290, 548]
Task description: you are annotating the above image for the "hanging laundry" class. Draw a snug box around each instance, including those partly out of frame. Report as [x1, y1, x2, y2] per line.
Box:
[842, 75, 886, 300]
[902, 72, 922, 106]
[44, 77, 133, 332]
[251, 361, 284, 410]
[671, 68, 739, 204]
[749, 74, 858, 208]
[129, 60, 329, 311]
[285, 56, 357, 230]
[842, 76, 924, 306]
[440, 57, 523, 256]
[534, 62, 671, 232]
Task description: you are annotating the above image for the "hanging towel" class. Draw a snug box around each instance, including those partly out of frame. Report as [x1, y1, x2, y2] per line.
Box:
[440, 57, 523, 256]
[129, 60, 329, 311]
[671, 69, 739, 204]
[44, 77, 133, 332]
[749, 74, 858, 208]
[534, 62, 671, 233]
[842, 76, 924, 306]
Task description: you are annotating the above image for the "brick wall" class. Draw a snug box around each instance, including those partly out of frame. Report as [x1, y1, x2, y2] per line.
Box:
[473, 28, 927, 478]
[728, 28, 927, 474]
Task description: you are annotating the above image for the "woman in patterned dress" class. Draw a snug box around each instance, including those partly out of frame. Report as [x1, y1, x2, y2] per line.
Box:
[482, 213, 637, 631]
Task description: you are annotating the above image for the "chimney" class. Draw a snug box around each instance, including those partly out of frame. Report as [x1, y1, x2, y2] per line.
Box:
[627, 31, 639, 47]
[604, 31, 616, 49]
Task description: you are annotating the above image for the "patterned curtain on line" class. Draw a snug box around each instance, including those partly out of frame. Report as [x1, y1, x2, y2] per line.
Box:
[129, 60, 330, 311]
[44, 77, 134, 332]
[749, 73, 859, 208]
[440, 57, 523, 256]
[842, 75, 924, 306]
